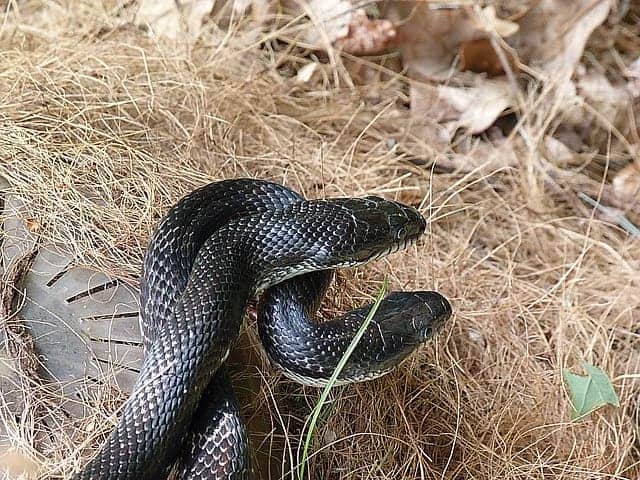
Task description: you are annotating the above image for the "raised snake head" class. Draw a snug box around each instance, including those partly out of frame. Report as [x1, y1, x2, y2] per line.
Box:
[319, 195, 427, 266]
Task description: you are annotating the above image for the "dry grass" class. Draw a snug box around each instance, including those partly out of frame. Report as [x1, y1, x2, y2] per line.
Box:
[0, 1, 639, 479]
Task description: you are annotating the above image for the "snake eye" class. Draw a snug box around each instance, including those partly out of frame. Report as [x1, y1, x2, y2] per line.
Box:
[395, 227, 405, 241]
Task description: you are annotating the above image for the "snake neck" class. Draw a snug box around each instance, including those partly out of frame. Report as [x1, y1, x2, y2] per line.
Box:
[258, 284, 454, 388]
[139, 180, 304, 350]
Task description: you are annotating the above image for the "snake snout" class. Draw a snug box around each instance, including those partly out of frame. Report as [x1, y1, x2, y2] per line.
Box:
[335, 196, 426, 264]
[410, 291, 453, 341]
[371, 291, 452, 344]
[363, 195, 426, 240]
[380, 291, 452, 342]
[401, 204, 427, 241]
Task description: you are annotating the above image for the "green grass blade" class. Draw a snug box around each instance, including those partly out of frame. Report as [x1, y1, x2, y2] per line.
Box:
[578, 192, 640, 236]
[298, 278, 389, 480]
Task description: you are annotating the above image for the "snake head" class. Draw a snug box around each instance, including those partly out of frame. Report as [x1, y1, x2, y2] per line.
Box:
[403, 291, 453, 341]
[372, 291, 452, 343]
[328, 196, 426, 265]
[362, 291, 452, 374]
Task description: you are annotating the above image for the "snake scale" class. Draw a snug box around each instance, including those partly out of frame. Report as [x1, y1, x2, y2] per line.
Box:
[74, 179, 452, 479]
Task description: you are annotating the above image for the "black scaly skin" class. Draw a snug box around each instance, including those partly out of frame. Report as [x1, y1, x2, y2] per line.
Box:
[169, 183, 304, 480]
[139, 180, 304, 350]
[145, 180, 304, 480]
[173, 369, 249, 480]
[258, 271, 453, 386]
[80, 180, 303, 480]
[74, 181, 427, 480]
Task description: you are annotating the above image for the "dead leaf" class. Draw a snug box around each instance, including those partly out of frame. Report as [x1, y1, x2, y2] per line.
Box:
[458, 6, 520, 77]
[511, 0, 611, 77]
[389, 5, 483, 81]
[231, 0, 272, 23]
[411, 83, 458, 126]
[389, 4, 518, 81]
[543, 135, 578, 168]
[210, 0, 271, 27]
[471, 5, 520, 38]
[412, 79, 515, 136]
[334, 9, 396, 55]
[0, 352, 13, 377]
[459, 38, 516, 77]
[438, 137, 520, 171]
[287, 1, 396, 56]
[452, 82, 515, 134]
[292, 0, 353, 48]
[136, 0, 214, 39]
[343, 54, 403, 89]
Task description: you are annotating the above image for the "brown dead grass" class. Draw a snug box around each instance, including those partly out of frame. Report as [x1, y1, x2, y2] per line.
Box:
[0, 2, 639, 479]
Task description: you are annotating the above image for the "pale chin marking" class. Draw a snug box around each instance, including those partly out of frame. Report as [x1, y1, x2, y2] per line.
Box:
[275, 361, 395, 387]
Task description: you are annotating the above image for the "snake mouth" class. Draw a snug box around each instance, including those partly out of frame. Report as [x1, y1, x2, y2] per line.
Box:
[363, 234, 419, 264]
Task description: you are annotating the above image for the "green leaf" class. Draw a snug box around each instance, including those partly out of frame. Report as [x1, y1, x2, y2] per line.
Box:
[298, 278, 388, 480]
[563, 363, 620, 421]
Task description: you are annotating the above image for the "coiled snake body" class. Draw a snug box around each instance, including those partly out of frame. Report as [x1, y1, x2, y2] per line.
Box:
[75, 179, 452, 479]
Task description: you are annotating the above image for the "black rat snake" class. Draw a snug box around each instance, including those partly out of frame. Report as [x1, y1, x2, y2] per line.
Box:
[74, 179, 452, 479]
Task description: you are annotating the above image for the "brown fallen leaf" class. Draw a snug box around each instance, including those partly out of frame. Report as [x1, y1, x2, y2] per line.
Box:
[291, 0, 353, 49]
[543, 135, 578, 168]
[458, 5, 520, 77]
[288, 1, 395, 55]
[388, 5, 481, 81]
[343, 54, 403, 89]
[436, 137, 520, 172]
[471, 5, 520, 38]
[232, 0, 272, 21]
[334, 9, 396, 55]
[410, 83, 459, 126]
[210, 0, 272, 27]
[136, 0, 214, 39]
[549, 69, 631, 153]
[459, 38, 516, 77]
[0, 352, 14, 377]
[577, 69, 631, 124]
[412, 79, 516, 136]
[389, 4, 519, 81]
[510, 0, 611, 77]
